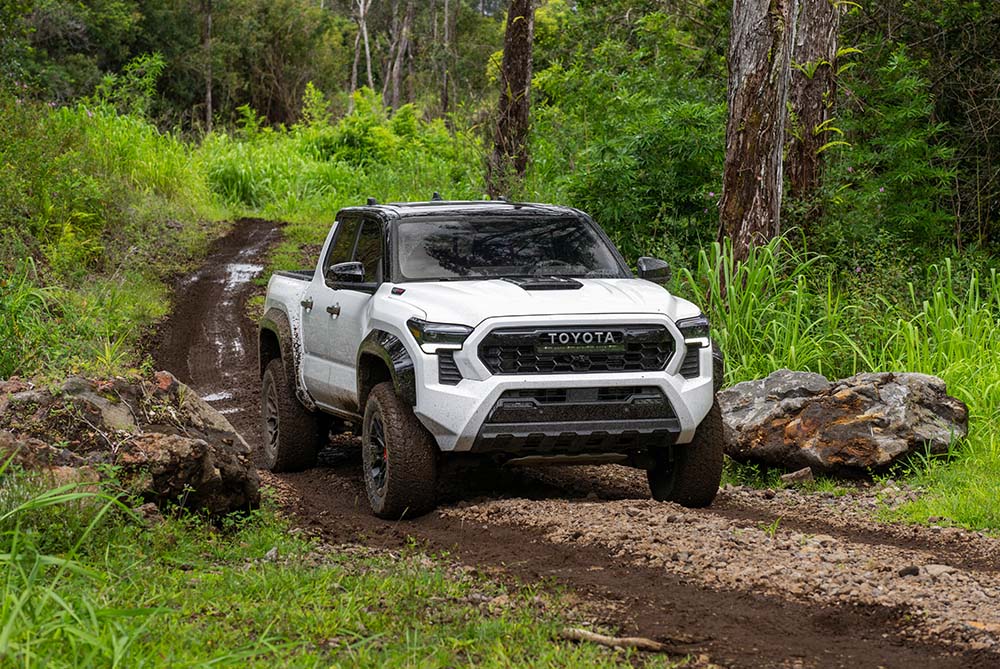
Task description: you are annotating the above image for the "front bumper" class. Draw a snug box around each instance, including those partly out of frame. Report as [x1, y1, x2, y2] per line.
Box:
[411, 314, 715, 453]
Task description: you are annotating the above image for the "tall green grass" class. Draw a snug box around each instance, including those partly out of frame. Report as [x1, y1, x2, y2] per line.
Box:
[680, 239, 1000, 529]
[0, 95, 223, 378]
[0, 464, 153, 666]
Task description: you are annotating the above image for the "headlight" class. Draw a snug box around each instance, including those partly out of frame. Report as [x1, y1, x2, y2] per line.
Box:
[676, 314, 710, 348]
[407, 318, 474, 354]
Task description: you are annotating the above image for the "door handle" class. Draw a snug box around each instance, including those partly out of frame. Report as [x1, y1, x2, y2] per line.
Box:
[300, 297, 313, 310]
[326, 303, 341, 317]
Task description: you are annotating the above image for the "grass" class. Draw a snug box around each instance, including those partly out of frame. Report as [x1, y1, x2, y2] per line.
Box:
[0, 471, 685, 668]
[0, 94, 224, 380]
[681, 239, 1000, 530]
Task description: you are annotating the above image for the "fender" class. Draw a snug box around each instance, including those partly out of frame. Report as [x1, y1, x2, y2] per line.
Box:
[259, 307, 318, 412]
[357, 329, 416, 408]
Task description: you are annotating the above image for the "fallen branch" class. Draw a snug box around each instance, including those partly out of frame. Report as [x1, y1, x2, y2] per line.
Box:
[559, 627, 668, 653]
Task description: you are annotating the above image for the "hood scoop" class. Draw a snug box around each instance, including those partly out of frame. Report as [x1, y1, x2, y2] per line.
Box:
[501, 276, 584, 291]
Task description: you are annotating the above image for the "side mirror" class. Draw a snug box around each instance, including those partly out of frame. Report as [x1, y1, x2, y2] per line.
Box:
[326, 261, 365, 284]
[637, 257, 671, 284]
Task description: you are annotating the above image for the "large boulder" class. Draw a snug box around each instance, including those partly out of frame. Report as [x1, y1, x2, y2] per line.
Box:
[719, 369, 968, 474]
[0, 372, 259, 516]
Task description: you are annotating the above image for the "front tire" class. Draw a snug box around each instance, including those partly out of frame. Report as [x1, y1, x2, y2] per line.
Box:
[362, 382, 438, 519]
[648, 399, 724, 507]
[261, 358, 323, 472]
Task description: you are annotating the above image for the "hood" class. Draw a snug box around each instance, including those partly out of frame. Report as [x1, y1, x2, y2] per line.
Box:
[388, 278, 701, 326]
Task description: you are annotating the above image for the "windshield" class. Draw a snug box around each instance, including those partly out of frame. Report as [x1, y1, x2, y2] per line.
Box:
[394, 216, 628, 281]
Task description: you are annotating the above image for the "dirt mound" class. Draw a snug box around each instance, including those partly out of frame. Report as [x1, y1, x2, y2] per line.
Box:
[0, 372, 259, 516]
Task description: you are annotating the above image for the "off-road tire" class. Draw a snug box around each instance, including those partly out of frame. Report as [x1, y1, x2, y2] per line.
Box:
[647, 399, 724, 507]
[362, 381, 438, 519]
[261, 358, 323, 472]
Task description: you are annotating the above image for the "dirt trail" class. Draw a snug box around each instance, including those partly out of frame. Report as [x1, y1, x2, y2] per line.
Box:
[153, 218, 277, 445]
[152, 219, 1000, 669]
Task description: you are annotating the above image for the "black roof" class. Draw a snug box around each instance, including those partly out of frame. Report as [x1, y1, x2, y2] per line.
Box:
[336, 199, 586, 221]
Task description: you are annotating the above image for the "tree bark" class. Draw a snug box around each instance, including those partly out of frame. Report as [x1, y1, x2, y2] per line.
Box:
[441, 0, 452, 116]
[787, 0, 842, 199]
[349, 27, 361, 111]
[719, 0, 800, 262]
[356, 0, 374, 90]
[382, 0, 401, 102]
[487, 0, 535, 199]
[202, 0, 213, 132]
[385, 0, 414, 109]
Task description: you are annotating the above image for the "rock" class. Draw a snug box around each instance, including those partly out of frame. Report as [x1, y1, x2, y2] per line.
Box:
[924, 564, 958, 578]
[719, 369, 968, 475]
[781, 467, 814, 485]
[0, 372, 259, 517]
[898, 565, 920, 577]
[117, 433, 258, 516]
[0, 430, 86, 468]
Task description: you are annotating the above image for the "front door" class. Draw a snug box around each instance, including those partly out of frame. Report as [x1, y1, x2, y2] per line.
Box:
[301, 216, 385, 413]
[301, 217, 359, 406]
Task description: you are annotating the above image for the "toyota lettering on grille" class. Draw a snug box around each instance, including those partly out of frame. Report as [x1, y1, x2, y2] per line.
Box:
[536, 330, 626, 354]
[544, 331, 621, 345]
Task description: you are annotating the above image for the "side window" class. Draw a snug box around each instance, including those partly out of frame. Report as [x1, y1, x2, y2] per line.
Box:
[354, 220, 384, 283]
[324, 219, 360, 271]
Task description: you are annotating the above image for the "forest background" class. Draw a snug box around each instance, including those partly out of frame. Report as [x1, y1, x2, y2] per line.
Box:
[1, 0, 999, 526]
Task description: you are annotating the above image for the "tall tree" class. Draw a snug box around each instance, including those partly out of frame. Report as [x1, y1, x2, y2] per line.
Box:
[487, 0, 534, 199]
[349, 0, 374, 111]
[382, 0, 415, 108]
[719, 0, 800, 261]
[201, 0, 213, 132]
[787, 0, 842, 199]
[441, 0, 454, 116]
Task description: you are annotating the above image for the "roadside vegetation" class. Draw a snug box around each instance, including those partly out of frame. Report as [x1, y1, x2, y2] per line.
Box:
[2, 470, 680, 668]
[0, 92, 221, 379]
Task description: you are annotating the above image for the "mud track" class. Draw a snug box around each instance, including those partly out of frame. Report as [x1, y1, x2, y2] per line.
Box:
[152, 219, 1000, 669]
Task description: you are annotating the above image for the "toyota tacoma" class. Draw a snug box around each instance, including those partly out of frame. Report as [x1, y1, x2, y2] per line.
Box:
[259, 198, 724, 518]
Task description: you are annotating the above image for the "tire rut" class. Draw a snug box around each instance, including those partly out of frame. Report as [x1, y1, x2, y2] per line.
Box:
[150, 220, 1000, 669]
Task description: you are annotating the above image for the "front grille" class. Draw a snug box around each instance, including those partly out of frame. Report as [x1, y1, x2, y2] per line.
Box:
[479, 325, 674, 375]
[438, 351, 462, 385]
[679, 345, 700, 378]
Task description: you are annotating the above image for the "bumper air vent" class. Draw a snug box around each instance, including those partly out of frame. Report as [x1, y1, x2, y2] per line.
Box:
[438, 351, 462, 385]
[679, 345, 700, 378]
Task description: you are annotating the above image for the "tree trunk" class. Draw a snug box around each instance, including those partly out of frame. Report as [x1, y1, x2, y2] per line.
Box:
[202, 0, 213, 132]
[382, 0, 401, 102]
[349, 27, 361, 111]
[391, 1, 415, 109]
[357, 0, 374, 90]
[486, 0, 535, 199]
[718, 0, 800, 262]
[441, 0, 452, 116]
[787, 0, 841, 199]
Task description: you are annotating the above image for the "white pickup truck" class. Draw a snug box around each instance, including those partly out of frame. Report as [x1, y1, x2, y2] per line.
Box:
[259, 198, 724, 518]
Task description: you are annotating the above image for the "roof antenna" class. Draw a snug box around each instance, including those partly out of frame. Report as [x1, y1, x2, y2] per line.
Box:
[366, 197, 378, 206]
[431, 191, 442, 201]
